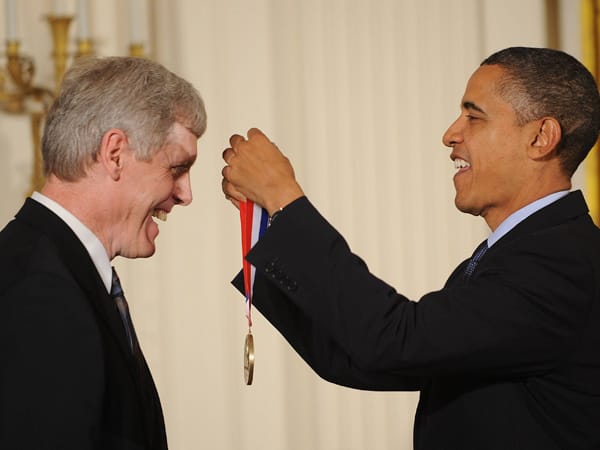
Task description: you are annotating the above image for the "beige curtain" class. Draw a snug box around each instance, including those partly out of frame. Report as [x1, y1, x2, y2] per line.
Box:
[0, 1, 564, 449]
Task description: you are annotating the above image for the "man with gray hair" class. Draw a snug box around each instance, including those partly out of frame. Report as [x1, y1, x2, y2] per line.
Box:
[0, 56, 206, 449]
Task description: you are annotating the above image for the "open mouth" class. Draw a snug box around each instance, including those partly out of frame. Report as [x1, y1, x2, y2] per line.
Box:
[454, 158, 471, 172]
[152, 210, 168, 222]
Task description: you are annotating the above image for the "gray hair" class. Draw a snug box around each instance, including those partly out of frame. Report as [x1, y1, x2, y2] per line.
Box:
[42, 56, 207, 180]
[481, 47, 600, 176]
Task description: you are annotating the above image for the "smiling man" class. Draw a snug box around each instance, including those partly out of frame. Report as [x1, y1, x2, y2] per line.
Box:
[444, 63, 573, 231]
[0, 57, 206, 450]
[221, 47, 600, 449]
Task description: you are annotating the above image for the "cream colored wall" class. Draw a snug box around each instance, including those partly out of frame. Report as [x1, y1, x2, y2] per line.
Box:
[0, 1, 560, 449]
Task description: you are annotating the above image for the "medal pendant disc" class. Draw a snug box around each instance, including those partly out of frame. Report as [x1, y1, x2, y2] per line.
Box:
[244, 332, 254, 385]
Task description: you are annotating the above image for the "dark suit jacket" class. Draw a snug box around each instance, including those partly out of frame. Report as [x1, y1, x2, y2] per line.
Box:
[234, 191, 600, 450]
[0, 199, 167, 450]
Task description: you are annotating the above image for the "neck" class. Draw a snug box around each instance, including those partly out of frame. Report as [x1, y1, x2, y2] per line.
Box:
[41, 174, 115, 258]
[483, 182, 571, 231]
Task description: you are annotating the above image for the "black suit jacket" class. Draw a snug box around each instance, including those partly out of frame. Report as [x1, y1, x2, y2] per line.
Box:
[0, 199, 167, 450]
[235, 191, 600, 449]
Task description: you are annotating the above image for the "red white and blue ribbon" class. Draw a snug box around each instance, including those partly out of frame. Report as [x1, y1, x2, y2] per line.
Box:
[240, 200, 269, 326]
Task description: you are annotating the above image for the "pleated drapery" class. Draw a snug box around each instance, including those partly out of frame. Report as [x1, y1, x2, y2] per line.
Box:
[0, 1, 573, 449]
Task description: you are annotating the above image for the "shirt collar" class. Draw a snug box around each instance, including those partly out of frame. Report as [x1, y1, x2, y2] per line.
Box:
[488, 190, 570, 248]
[31, 191, 113, 293]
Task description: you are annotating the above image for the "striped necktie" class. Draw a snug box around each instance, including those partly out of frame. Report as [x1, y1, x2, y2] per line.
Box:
[464, 240, 489, 280]
[110, 268, 139, 353]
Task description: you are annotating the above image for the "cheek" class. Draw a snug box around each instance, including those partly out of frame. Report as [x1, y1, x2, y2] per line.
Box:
[142, 173, 175, 200]
[471, 128, 515, 165]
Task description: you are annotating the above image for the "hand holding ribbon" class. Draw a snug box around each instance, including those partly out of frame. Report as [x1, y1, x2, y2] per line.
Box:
[221, 128, 304, 216]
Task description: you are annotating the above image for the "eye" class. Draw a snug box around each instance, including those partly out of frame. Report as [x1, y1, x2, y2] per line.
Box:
[171, 165, 190, 177]
[465, 114, 480, 121]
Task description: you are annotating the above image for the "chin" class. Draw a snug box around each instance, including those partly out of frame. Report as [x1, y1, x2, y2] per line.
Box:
[140, 245, 157, 258]
[454, 194, 465, 212]
[454, 196, 479, 217]
[130, 242, 157, 259]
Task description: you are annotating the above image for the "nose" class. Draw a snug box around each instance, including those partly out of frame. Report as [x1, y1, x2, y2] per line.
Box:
[174, 172, 193, 206]
[442, 116, 463, 148]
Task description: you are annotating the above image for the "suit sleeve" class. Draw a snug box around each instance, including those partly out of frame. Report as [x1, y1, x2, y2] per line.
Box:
[242, 197, 594, 379]
[0, 272, 104, 450]
[233, 270, 422, 391]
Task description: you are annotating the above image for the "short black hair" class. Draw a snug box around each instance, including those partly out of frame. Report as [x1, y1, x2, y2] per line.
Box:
[482, 47, 600, 176]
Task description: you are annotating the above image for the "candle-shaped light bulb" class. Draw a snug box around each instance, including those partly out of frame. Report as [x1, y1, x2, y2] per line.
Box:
[77, 0, 89, 39]
[53, 0, 68, 16]
[5, 0, 17, 41]
[128, 0, 142, 44]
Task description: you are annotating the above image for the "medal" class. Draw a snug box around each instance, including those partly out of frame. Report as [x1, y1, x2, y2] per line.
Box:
[244, 331, 254, 385]
[239, 200, 269, 385]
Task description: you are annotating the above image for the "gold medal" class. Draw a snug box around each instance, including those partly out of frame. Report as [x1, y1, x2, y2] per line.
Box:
[244, 331, 254, 385]
[239, 202, 267, 385]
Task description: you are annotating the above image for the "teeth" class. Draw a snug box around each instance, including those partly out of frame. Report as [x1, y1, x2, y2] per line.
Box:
[454, 158, 471, 170]
[153, 210, 168, 222]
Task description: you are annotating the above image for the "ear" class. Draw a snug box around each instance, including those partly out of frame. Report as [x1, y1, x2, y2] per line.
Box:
[98, 129, 128, 180]
[528, 117, 562, 161]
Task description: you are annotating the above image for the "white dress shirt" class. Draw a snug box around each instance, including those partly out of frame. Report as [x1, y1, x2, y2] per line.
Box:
[31, 191, 112, 293]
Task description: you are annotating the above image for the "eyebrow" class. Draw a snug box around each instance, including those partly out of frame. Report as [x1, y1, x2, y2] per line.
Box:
[176, 158, 196, 168]
[172, 148, 197, 167]
[463, 101, 487, 115]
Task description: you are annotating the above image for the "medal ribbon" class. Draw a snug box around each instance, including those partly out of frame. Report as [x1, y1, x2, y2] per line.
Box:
[240, 200, 269, 326]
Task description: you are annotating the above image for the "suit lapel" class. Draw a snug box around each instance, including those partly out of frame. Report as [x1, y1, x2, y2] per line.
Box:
[445, 190, 590, 288]
[15, 199, 139, 372]
[484, 190, 589, 259]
